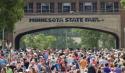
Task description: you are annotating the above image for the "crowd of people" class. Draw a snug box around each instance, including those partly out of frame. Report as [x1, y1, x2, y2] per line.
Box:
[0, 48, 125, 73]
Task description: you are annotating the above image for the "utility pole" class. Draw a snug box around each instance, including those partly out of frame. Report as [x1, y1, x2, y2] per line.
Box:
[66, 30, 68, 48]
[2, 27, 5, 50]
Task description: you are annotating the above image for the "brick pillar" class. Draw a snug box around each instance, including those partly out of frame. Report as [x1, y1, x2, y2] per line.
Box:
[54, 0, 58, 14]
[97, 0, 100, 13]
[33, 2, 36, 13]
[120, 9, 125, 48]
[76, 0, 79, 13]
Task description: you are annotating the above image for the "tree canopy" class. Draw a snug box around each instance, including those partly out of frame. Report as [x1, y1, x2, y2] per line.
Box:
[0, 0, 24, 31]
[21, 34, 56, 50]
[20, 28, 116, 50]
[121, 0, 125, 8]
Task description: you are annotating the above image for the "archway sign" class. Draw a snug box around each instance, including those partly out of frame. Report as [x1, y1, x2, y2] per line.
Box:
[12, 14, 123, 49]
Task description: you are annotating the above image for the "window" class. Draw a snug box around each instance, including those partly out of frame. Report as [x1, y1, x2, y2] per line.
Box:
[58, 3, 76, 13]
[24, 3, 33, 13]
[84, 2, 92, 12]
[71, 3, 76, 12]
[50, 3, 54, 13]
[79, 3, 84, 12]
[106, 2, 113, 12]
[36, 3, 41, 13]
[93, 2, 97, 12]
[36, 3, 54, 13]
[63, 3, 71, 12]
[100, 2, 119, 12]
[58, 3, 62, 12]
[42, 3, 49, 12]
[100, 2, 105, 12]
[79, 2, 97, 12]
[114, 2, 119, 12]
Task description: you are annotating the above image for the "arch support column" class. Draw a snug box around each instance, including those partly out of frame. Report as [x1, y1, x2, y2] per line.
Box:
[121, 9, 125, 48]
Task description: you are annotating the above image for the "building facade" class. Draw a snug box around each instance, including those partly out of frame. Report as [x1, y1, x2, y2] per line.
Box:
[24, 0, 119, 14]
[10, 0, 125, 49]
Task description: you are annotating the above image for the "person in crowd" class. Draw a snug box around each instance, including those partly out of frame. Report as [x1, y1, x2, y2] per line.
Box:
[0, 47, 125, 73]
[80, 56, 88, 72]
[87, 64, 96, 73]
[103, 63, 111, 73]
[114, 64, 122, 73]
[97, 66, 102, 73]
[6, 64, 13, 73]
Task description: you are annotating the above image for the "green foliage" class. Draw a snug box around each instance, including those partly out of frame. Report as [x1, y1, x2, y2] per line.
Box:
[121, 0, 125, 8]
[80, 30, 101, 48]
[99, 33, 116, 49]
[21, 34, 56, 50]
[68, 29, 116, 49]
[51, 35, 80, 49]
[43, 29, 81, 49]
[20, 28, 116, 49]
[0, 0, 24, 31]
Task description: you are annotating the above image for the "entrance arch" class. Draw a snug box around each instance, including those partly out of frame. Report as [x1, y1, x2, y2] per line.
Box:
[15, 26, 119, 49]
[13, 14, 121, 49]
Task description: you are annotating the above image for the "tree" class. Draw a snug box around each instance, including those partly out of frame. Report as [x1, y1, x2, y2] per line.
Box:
[48, 28, 81, 49]
[72, 29, 116, 49]
[0, 0, 24, 31]
[80, 30, 101, 48]
[121, 0, 125, 8]
[21, 34, 56, 50]
[99, 33, 116, 49]
[0, 0, 24, 49]
[20, 28, 116, 50]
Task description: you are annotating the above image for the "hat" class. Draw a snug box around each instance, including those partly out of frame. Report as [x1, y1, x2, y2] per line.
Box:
[34, 53, 37, 55]
[6, 64, 10, 66]
[40, 56, 43, 58]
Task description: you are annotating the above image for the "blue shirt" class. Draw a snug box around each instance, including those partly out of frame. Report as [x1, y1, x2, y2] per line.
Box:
[37, 63, 42, 73]
[0, 59, 8, 65]
[103, 67, 111, 73]
[43, 53, 48, 61]
[114, 67, 122, 73]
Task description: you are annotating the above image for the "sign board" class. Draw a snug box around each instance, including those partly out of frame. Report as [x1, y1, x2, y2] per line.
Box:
[29, 17, 104, 23]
